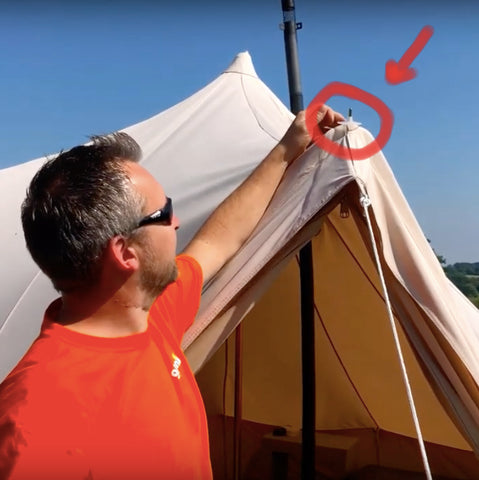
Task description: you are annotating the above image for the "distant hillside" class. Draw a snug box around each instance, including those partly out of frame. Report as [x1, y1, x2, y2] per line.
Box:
[445, 262, 479, 276]
[442, 262, 479, 308]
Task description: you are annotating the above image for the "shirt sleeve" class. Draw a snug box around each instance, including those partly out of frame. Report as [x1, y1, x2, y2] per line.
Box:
[148, 255, 203, 344]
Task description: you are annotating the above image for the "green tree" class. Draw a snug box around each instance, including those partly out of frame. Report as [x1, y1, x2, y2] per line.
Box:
[429, 241, 478, 309]
[446, 271, 478, 298]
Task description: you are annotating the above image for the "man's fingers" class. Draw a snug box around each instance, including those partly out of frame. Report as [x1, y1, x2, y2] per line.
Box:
[316, 105, 328, 123]
[333, 110, 345, 124]
[316, 105, 344, 132]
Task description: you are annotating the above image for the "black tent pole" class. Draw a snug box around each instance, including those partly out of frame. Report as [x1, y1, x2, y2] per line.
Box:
[281, 0, 304, 114]
[280, 2, 316, 480]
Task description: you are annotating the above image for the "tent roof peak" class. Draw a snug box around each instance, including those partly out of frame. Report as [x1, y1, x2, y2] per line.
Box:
[223, 51, 258, 78]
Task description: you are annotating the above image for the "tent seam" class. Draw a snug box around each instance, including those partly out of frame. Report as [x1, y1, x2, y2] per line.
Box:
[0, 270, 44, 335]
[239, 75, 284, 143]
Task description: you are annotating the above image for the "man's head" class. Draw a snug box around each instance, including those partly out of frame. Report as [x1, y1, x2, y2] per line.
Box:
[21, 132, 177, 298]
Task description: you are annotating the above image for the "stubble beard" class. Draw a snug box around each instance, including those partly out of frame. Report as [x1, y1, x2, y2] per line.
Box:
[138, 242, 178, 309]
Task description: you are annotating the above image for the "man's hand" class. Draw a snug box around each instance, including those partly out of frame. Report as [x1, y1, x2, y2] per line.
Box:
[316, 104, 345, 133]
[279, 106, 344, 165]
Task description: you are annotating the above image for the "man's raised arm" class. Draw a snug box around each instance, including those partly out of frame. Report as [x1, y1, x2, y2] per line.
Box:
[182, 107, 343, 284]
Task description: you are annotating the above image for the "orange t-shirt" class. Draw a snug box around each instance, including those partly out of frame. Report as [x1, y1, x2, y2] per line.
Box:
[0, 255, 212, 480]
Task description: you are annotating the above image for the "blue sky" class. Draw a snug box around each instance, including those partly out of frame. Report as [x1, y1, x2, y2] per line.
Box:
[1, 0, 478, 263]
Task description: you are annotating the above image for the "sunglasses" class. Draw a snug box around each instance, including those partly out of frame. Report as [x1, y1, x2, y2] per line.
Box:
[136, 197, 173, 228]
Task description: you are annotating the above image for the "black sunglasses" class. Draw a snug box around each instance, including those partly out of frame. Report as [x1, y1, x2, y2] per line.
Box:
[136, 197, 173, 228]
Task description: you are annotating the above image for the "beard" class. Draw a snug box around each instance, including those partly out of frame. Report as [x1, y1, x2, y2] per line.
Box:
[137, 239, 178, 309]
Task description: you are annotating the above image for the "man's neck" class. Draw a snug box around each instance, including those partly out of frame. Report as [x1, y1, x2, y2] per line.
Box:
[56, 287, 151, 338]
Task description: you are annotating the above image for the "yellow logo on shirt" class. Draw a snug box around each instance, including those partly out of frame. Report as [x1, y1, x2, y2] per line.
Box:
[171, 353, 182, 379]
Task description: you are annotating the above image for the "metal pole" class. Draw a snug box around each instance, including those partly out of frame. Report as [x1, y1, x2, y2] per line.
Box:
[281, 0, 304, 113]
[233, 323, 243, 480]
[280, 2, 316, 479]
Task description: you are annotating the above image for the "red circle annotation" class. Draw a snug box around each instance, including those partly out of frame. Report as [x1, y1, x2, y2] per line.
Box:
[305, 82, 394, 161]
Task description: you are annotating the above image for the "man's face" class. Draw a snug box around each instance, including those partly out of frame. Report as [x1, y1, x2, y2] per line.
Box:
[124, 161, 180, 307]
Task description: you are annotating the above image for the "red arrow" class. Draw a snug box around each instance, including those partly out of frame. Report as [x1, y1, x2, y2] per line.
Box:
[385, 26, 434, 85]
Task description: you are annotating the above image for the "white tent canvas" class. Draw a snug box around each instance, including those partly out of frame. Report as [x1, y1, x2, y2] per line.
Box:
[1, 52, 479, 478]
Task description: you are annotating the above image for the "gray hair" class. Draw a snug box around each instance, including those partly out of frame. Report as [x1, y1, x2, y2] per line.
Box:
[21, 132, 145, 292]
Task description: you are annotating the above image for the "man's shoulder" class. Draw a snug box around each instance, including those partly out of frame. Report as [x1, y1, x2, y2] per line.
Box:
[0, 332, 75, 409]
[156, 255, 203, 301]
[148, 255, 203, 341]
[0, 362, 52, 438]
[0, 344, 58, 403]
[176, 254, 203, 280]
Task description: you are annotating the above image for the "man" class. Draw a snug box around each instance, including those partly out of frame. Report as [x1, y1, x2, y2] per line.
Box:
[0, 107, 342, 479]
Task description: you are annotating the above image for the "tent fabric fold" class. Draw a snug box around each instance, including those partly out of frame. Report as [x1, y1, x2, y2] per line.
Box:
[1, 51, 479, 477]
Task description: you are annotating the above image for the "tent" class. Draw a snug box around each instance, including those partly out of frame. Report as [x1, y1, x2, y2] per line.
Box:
[1, 52, 479, 479]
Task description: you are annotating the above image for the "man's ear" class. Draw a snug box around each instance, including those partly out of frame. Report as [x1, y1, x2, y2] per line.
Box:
[106, 236, 140, 272]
